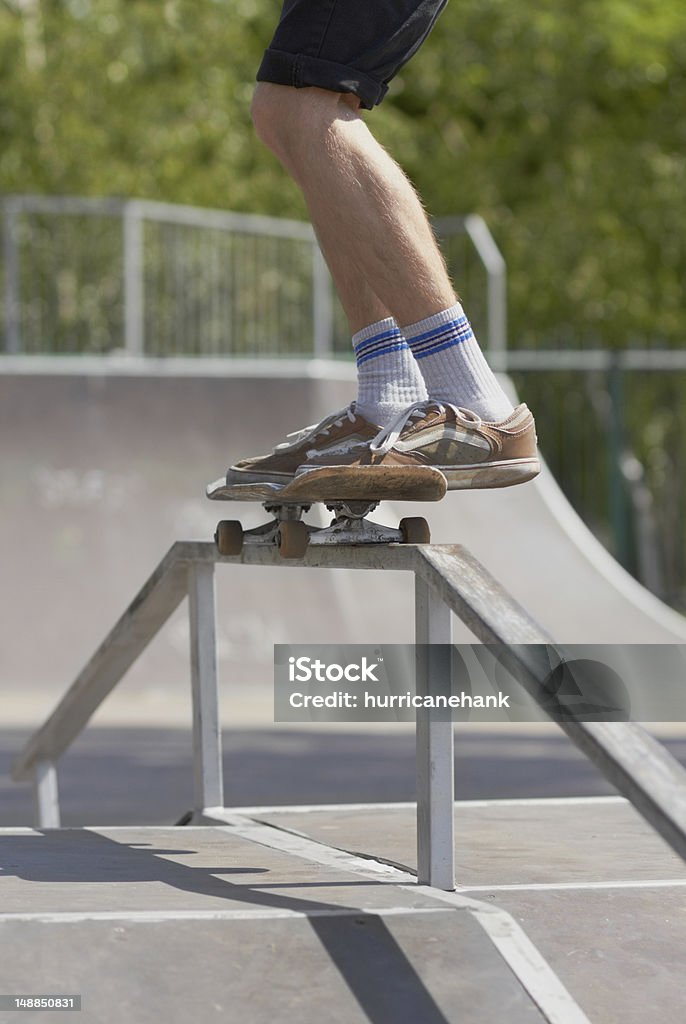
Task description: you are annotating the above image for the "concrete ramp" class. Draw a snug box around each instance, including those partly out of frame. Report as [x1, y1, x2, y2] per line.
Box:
[2, 361, 685, 723]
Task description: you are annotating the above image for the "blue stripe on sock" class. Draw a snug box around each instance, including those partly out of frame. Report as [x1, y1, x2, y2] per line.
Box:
[407, 323, 472, 350]
[411, 335, 473, 358]
[355, 331, 402, 353]
[356, 341, 409, 366]
[355, 341, 407, 365]
[410, 319, 472, 343]
[408, 323, 473, 356]
[355, 334, 405, 362]
[413, 337, 468, 360]
[405, 315, 471, 346]
[354, 328, 402, 354]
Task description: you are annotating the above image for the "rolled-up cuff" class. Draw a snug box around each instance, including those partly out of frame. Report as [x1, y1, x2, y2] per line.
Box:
[256, 48, 388, 110]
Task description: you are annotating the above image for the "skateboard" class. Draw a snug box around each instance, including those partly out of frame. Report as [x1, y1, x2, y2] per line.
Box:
[206, 465, 447, 559]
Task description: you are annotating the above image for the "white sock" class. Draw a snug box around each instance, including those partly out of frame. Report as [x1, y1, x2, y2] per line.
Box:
[402, 302, 514, 422]
[353, 317, 427, 426]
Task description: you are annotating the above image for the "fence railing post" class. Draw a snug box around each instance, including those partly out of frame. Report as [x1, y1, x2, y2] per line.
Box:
[463, 213, 507, 361]
[415, 575, 455, 890]
[312, 241, 334, 357]
[3, 197, 22, 354]
[123, 200, 145, 356]
[188, 562, 224, 815]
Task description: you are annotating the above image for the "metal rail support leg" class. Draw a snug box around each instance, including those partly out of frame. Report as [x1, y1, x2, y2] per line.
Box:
[33, 760, 60, 828]
[415, 576, 455, 890]
[188, 562, 224, 816]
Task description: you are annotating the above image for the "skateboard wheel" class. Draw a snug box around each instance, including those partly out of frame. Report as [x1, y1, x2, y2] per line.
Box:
[277, 520, 309, 559]
[215, 520, 244, 556]
[399, 517, 431, 545]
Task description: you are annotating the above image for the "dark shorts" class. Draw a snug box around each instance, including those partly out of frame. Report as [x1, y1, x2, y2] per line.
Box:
[256, 0, 449, 110]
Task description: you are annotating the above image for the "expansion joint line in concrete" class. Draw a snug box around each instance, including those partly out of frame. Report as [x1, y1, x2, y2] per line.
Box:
[210, 812, 593, 1024]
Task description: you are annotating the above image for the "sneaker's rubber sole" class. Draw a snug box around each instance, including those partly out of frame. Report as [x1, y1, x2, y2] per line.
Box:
[226, 468, 295, 486]
[441, 458, 540, 490]
[225, 458, 540, 493]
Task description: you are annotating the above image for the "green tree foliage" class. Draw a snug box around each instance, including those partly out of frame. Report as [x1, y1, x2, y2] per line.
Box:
[391, 0, 686, 348]
[0, 0, 277, 208]
[1, 0, 685, 346]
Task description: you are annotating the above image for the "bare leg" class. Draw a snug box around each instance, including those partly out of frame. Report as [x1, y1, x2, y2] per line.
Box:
[251, 83, 456, 335]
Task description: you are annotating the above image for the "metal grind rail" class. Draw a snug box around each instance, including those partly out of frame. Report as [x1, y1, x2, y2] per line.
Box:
[12, 540, 686, 890]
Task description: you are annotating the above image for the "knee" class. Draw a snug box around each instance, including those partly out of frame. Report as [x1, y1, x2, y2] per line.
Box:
[251, 83, 354, 163]
[250, 83, 305, 160]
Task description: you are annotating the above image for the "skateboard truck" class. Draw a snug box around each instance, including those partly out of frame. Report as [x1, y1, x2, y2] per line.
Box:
[214, 499, 430, 560]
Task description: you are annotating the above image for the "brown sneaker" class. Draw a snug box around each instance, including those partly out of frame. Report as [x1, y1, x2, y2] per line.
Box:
[226, 404, 381, 486]
[295, 401, 540, 490]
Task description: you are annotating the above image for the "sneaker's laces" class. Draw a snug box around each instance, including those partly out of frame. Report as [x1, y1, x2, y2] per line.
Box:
[369, 401, 482, 454]
[273, 404, 357, 452]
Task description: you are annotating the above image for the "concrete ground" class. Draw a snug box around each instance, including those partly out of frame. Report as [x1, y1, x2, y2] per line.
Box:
[0, 798, 683, 1024]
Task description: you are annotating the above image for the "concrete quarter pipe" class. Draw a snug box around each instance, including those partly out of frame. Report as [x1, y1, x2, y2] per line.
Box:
[1, 360, 684, 713]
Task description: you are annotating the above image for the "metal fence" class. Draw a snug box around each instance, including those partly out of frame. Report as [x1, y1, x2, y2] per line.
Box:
[1, 194, 504, 358]
[507, 365, 686, 612]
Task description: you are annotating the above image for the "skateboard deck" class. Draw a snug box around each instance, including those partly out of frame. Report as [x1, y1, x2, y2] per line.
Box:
[206, 464, 447, 559]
